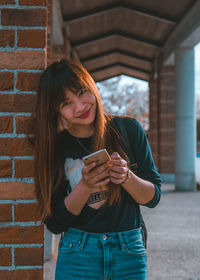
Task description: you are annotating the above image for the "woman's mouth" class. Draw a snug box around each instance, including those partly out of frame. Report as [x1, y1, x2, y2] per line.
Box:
[79, 108, 91, 119]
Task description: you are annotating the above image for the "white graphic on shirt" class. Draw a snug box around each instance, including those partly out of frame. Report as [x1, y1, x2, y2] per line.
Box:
[64, 158, 84, 190]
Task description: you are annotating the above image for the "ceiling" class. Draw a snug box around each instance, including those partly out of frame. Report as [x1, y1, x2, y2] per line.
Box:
[53, 0, 200, 82]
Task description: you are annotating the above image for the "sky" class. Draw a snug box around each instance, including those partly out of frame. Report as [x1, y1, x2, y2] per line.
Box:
[119, 41, 200, 96]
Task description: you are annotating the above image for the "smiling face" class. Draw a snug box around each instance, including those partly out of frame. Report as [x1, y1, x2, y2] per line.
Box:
[58, 88, 97, 136]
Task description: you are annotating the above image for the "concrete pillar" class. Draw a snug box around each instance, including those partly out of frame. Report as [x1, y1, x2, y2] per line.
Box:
[44, 226, 53, 261]
[175, 48, 196, 191]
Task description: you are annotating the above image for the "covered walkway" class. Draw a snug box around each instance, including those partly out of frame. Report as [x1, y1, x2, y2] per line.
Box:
[0, 1, 199, 279]
[52, 0, 200, 191]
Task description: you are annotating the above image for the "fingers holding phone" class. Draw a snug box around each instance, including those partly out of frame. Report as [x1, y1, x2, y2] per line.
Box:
[109, 152, 129, 184]
[81, 161, 110, 188]
[81, 149, 111, 188]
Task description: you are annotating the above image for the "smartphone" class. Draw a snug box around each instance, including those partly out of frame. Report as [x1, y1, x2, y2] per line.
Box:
[82, 149, 110, 166]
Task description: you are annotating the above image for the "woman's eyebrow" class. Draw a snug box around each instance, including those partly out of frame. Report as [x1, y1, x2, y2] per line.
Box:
[63, 97, 70, 102]
[76, 88, 85, 93]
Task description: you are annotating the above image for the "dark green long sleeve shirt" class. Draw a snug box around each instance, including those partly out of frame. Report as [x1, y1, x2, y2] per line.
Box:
[44, 117, 162, 234]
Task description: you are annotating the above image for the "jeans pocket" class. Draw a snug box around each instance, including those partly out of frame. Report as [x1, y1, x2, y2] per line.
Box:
[123, 237, 146, 256]
[58, 238, 81, 254]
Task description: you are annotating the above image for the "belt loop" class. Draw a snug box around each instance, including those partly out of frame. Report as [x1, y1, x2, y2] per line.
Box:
[79, 232, 88, 250]
[118, 232, 125, 251]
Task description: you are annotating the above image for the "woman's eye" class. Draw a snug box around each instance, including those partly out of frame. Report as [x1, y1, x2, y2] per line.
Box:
[62, 101, 71, 107]
[79, 90, 87, 96]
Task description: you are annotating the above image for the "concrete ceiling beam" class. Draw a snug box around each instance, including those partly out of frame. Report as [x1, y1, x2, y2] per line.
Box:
[52, 0, 64, 45]
[82, 49, 153, 64]
[90, 62, 150, 78]
[160, 0, 200, 63]
[71, 31, 160, 49]
[62, 2, 176, 25]
[83, 52, 152, 72]
[91, 64, 150, 82]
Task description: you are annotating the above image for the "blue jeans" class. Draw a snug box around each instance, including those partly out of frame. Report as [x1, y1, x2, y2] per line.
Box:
[55, 227, 147, 280]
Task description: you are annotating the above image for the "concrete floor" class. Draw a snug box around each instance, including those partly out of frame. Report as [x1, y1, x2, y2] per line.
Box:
[141, 183, 200, 280]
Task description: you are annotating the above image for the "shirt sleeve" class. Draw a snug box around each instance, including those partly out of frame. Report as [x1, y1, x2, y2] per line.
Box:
[125, 118, 162, 208]
[43, 177, 79, 234]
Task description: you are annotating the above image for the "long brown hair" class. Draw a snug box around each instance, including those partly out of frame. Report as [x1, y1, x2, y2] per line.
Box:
[32, 59, 129, 221]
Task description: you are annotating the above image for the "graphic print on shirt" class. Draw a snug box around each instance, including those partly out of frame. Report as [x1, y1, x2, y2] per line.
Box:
[64, 158, 84, 191]
[64, 157, 110, 209]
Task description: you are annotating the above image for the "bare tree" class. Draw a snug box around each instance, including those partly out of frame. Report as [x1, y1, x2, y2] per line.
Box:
[97, 76, 149, 130]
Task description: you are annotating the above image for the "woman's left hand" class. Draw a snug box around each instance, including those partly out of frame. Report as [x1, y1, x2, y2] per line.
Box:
[108, 152, 129, 184]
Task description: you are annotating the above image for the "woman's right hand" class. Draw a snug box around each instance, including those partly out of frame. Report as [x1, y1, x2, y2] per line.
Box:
[81, 162, 111, 189]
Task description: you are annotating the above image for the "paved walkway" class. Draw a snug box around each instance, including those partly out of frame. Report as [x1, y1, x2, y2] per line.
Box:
[196, 156, 200, 182]
[141, 183, 200, 280]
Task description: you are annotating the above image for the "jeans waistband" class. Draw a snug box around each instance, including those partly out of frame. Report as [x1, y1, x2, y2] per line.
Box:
[62, 227, 143, 249]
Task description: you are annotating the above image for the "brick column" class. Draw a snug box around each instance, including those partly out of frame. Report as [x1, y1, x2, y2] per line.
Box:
[149, 77, 160, 168]
[149, 66, 175, 180]
[159, 66, 175, 178]
[46, 0, 52, 64]
[0, 1, 47, 279]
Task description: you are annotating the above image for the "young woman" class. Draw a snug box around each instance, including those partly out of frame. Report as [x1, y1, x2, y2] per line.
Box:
[33, 59, 162, 280]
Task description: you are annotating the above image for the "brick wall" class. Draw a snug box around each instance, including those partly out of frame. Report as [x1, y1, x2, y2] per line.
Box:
[159, 66, 175, 173]
[149, 77, 160, 167]
[46, 0, 52, 64]
[149, 66, 175, 174]
[0, 1, 47, 279]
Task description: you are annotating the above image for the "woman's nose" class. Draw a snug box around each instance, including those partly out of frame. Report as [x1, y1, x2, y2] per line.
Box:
[75, 98, 85, 112]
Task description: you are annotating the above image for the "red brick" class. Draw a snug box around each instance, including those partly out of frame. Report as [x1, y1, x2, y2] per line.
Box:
[160, 158, 175, 173]
[0, 248, 12, 266]
[15, 247, 43, 266]
[0, 182, 35, 200]
[0, 160, 12, 178]
[1, 9, 46, 27]
[0, 72, 14, 90]
[0, 269, 43, 280]
[0, 225, 43, 244]
[0, 51, 45, 70]
[15, 159, 34, 178]
[0, 94, 35, 113]
[16, 116, 32, 134]
[18, 29, 46, 48]
[0, 30, 15, 47]
[0, 161, 13, 182]
[160, 116, 175, 129]
[19, 0, 45, 5]
[0, 204, 12, 222]
[0, 138, 33, 156]
[16, 72, 41, 91]
[160, 130, 175, 143]
[160, 144, 175, 156]
[0, 0, 15, 3]
[150, 118, 159, 128]
[160, 87, 175, 101]
[15, 203, 41, 221]
[0, 116, 13, 133]
[160, 102, 175, 114]
[161, 65, 175, 74]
